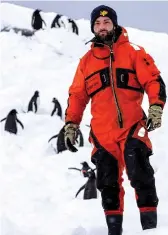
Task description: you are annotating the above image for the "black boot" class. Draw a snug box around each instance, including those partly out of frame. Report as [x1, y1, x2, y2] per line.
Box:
[140, 210, 157, 230]
[106, 214, 123, 235]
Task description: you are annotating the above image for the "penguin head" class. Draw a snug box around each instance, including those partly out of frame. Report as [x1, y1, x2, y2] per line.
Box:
[52, 97, 57, 102]
[9, 109, 17, 115]
[34, 90, 39, 97]
[81, 161, 89, 168]
[34, 9, 41, 14]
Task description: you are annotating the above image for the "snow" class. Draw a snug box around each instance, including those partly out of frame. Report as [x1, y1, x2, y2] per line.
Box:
[0, 3, 168, 235]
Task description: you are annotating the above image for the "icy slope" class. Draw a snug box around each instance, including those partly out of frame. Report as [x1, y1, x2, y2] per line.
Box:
[0, 3, 168, 235]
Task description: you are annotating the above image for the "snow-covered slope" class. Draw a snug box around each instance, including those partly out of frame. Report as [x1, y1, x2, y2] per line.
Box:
[0, 3, 168, 235]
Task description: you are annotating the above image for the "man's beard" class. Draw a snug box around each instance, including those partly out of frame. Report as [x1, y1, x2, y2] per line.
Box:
[95, 30, 114, 45]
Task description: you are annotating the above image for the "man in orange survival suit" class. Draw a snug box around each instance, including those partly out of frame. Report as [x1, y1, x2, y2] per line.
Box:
[64, 5, 166, 235]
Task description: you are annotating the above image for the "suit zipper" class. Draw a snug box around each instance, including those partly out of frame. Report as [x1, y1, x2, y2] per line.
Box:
[109, 48, 123, 128]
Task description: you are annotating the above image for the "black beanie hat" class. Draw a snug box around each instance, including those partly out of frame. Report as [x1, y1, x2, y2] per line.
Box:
[91, 5, 118, 33]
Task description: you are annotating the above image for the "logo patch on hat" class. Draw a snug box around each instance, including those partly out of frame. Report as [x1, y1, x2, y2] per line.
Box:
[100, 10, 108, 16]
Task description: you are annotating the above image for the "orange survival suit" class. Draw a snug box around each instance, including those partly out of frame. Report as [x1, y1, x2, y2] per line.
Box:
[65, 26, 166, 215]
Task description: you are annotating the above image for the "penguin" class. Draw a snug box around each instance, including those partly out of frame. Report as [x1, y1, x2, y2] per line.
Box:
[76, 168, 97, 200]
[27, 91, 39, 113]
[51, 14, 65, 28]
[51, 97, 62, 119]
[31, 9, 46, 30]
[48, 126, 84, 153]
[68, 162, 97, 199]
[48, 127, 65, 153]
[0, 109, 24, 134]
[68, 18, 79, 35]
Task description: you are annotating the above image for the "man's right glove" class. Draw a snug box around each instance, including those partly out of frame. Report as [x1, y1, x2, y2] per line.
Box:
[64, 123, 79, 152]
[146, 104, 163, 132]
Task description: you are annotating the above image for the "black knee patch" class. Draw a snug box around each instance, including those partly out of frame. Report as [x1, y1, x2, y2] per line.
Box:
[92, 150, 119, 190]
[136, 182, 159, 208]
[124, 138, 154, 186]
[92, 150, 120, 210]
[124, 138, 158, 208]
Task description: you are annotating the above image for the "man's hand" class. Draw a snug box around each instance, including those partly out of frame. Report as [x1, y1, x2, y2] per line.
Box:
[64, 123, 79, 152]
[146, 105, 163, 132]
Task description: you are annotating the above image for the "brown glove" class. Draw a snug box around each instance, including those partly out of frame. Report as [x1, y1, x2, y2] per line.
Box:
[64, 123, 79, 152]
[146, 105, 163, 132]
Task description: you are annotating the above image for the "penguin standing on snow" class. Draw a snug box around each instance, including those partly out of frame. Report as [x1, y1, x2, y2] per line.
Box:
[51, 14, 65, 28]
[27, 91, 39, 113]
[48, 127, 65, 153]
[51, 97, 62, 119]
[76, 168, 97, 200]
[31, 9, 46, 30]
[68, 18, 79, 35]
[0, 109, 24, 134]
[68, 162, 97, 199]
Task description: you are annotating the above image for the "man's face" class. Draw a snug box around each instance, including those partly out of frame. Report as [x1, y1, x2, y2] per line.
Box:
[93, 16, 114, 40]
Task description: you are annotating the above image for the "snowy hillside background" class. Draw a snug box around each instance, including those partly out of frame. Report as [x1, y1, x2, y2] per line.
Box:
[0, 3, 168, 235]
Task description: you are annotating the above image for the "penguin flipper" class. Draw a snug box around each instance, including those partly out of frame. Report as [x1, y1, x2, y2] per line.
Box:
[17, 119, 24, 129]
[75, 184, 85, 198]
[0, 117, 6, 122]
[68, 167, 81, 171]
[48, 134, 58, 143]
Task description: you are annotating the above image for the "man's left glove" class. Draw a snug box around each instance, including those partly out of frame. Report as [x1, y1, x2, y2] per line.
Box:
[64, 123, 79, 152]
[146, 104, 163, 132]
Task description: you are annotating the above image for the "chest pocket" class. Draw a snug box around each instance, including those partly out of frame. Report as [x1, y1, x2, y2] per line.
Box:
[85, 67, 110, 97]
[116, 68, 144, 93]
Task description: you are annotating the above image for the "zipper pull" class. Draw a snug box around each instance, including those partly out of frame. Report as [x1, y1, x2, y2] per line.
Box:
[110, 49, 115, 61]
